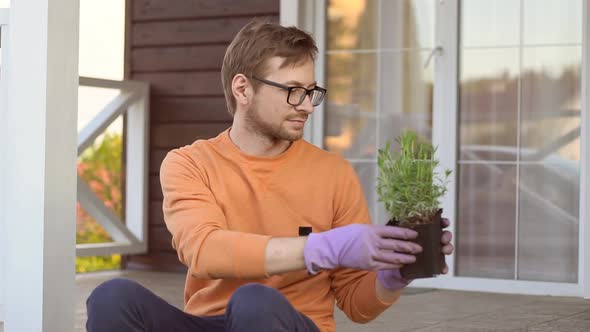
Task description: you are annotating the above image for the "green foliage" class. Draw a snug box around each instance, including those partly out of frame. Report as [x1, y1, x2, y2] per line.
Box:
[76, 132, 123, 273]
[377, 131, 451, 226]
[76, 254, 121, 273]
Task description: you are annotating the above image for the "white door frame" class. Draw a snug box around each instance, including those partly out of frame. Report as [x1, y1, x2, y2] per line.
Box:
[3, 0, 79, 330]
[0, 7, 9, 323]
[290, 0, 589, 298]
[280, 0, 326, 147]
[581, 0, 590, 300]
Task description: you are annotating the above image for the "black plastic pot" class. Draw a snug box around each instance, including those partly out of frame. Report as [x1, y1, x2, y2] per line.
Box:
[387, 209, 445, 279]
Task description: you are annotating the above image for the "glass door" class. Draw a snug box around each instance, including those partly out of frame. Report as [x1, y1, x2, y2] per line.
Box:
[456, 0, 583, 283]
[309, 0, 588, 294]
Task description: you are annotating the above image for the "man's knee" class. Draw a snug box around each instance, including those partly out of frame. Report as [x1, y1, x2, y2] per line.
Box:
[87, 278, 144, 314]
[227, 283, 289, 317]
[86, 278, 151, 331]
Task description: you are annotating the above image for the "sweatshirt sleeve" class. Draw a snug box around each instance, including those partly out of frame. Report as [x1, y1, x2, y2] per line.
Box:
[329, 161, 401, 323]
[160, 149, 271, 279]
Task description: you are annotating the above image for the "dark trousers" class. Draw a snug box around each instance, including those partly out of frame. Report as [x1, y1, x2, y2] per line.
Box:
[86, 278, 320, 332]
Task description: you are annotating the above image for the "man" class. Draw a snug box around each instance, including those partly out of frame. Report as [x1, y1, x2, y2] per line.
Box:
[86, 19, 453, 332]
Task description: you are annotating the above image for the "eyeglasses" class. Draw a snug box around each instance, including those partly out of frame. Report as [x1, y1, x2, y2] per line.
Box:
[252, 77, 327, 107]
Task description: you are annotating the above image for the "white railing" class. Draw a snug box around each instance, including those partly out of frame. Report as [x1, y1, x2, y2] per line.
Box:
[0, 7, 9, 324]
[76, 77, 150, 257]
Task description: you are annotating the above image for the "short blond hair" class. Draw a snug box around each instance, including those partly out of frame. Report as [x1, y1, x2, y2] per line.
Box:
[221, 19, 318, 116]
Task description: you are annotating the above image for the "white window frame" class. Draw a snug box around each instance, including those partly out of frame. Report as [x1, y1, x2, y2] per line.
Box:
[581, 0, 590, 300]
[290, 0, 590, 298]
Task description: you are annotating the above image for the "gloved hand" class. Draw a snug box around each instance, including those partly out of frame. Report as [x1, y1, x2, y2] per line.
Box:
[377, 269, 412, 290]
[303, 224, 422, 274]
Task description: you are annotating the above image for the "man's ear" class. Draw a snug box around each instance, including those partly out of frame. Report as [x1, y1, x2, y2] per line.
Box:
[232, 74, 252, 107]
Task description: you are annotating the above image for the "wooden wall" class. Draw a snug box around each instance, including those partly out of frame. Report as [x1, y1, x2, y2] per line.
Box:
[124, 0, 280, 272]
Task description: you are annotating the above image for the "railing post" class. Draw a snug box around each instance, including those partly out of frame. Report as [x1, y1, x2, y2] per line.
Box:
[125, 84, 150, 248]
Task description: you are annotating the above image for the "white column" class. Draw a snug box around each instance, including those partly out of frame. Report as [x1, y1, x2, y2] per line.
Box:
[4, 0, 79, 331]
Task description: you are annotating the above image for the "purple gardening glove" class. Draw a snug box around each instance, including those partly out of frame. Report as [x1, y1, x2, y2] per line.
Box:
[377, 269, 412, 290]
[303, 224, 422, 274]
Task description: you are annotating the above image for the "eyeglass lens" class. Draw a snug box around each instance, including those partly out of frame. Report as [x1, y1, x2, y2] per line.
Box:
[288, 88, 325, 106]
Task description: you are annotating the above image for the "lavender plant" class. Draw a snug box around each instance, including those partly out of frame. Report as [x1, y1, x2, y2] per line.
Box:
[377, 131, 451, 226]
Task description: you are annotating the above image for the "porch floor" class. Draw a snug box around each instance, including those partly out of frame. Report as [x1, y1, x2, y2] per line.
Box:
[3, 270, 590, 331]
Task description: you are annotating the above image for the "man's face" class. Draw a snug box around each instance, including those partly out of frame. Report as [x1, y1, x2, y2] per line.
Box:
[246, 57, 316, 142]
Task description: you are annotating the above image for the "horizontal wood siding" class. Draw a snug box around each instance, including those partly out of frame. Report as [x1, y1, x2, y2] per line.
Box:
[133, 72, 223, 96]
[150, 97, 231, 123]
[133, 17, 256, 47]
[133, 0, 279, 21]
[132, 45, 227, 72]
[124, 0, 279, 272]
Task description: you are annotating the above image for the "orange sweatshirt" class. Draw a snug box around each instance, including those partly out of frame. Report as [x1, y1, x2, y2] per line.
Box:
[160, 128, 399, 331]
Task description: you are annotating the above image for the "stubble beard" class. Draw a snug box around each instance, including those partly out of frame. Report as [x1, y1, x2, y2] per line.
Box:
[245, 101, 303, 142]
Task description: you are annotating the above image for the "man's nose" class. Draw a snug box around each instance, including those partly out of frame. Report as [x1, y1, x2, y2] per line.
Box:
[295, 94, 314, 114]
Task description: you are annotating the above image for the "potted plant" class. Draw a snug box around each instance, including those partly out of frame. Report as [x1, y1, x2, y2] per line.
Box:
[377, 130, 451, 279]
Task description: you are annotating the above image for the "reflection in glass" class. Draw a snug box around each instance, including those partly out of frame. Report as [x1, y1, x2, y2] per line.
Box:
[352, 163, 376, 222]
[379, 0, 434, 50]
[327, 0, 377, 50]
[460, 49, 519, 161]
[324, 52, 377, 159]
[523, 0, 582, 45]
[461, 0, 520, 47]
[518, 164, 579, 282]
[520, 46, 582, 162]
[456, 164, 516, 279]
[379, 51, 433, 151]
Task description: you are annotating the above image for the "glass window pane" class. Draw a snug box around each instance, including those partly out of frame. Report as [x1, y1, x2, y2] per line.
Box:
[460, 49, 519, 161]
[324, 52, 377, 159]
[461, 0, 520, 47]
[379, 51, 433, 151]
[379, 0, 434, 50]
[352, 163, 376, 222]
[521, 46, 582, 162]
[518, 164, 579, 282]
[523, 0, 582, 45]
[456, 164, 516, 279]
[327, 0, 378, 50]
